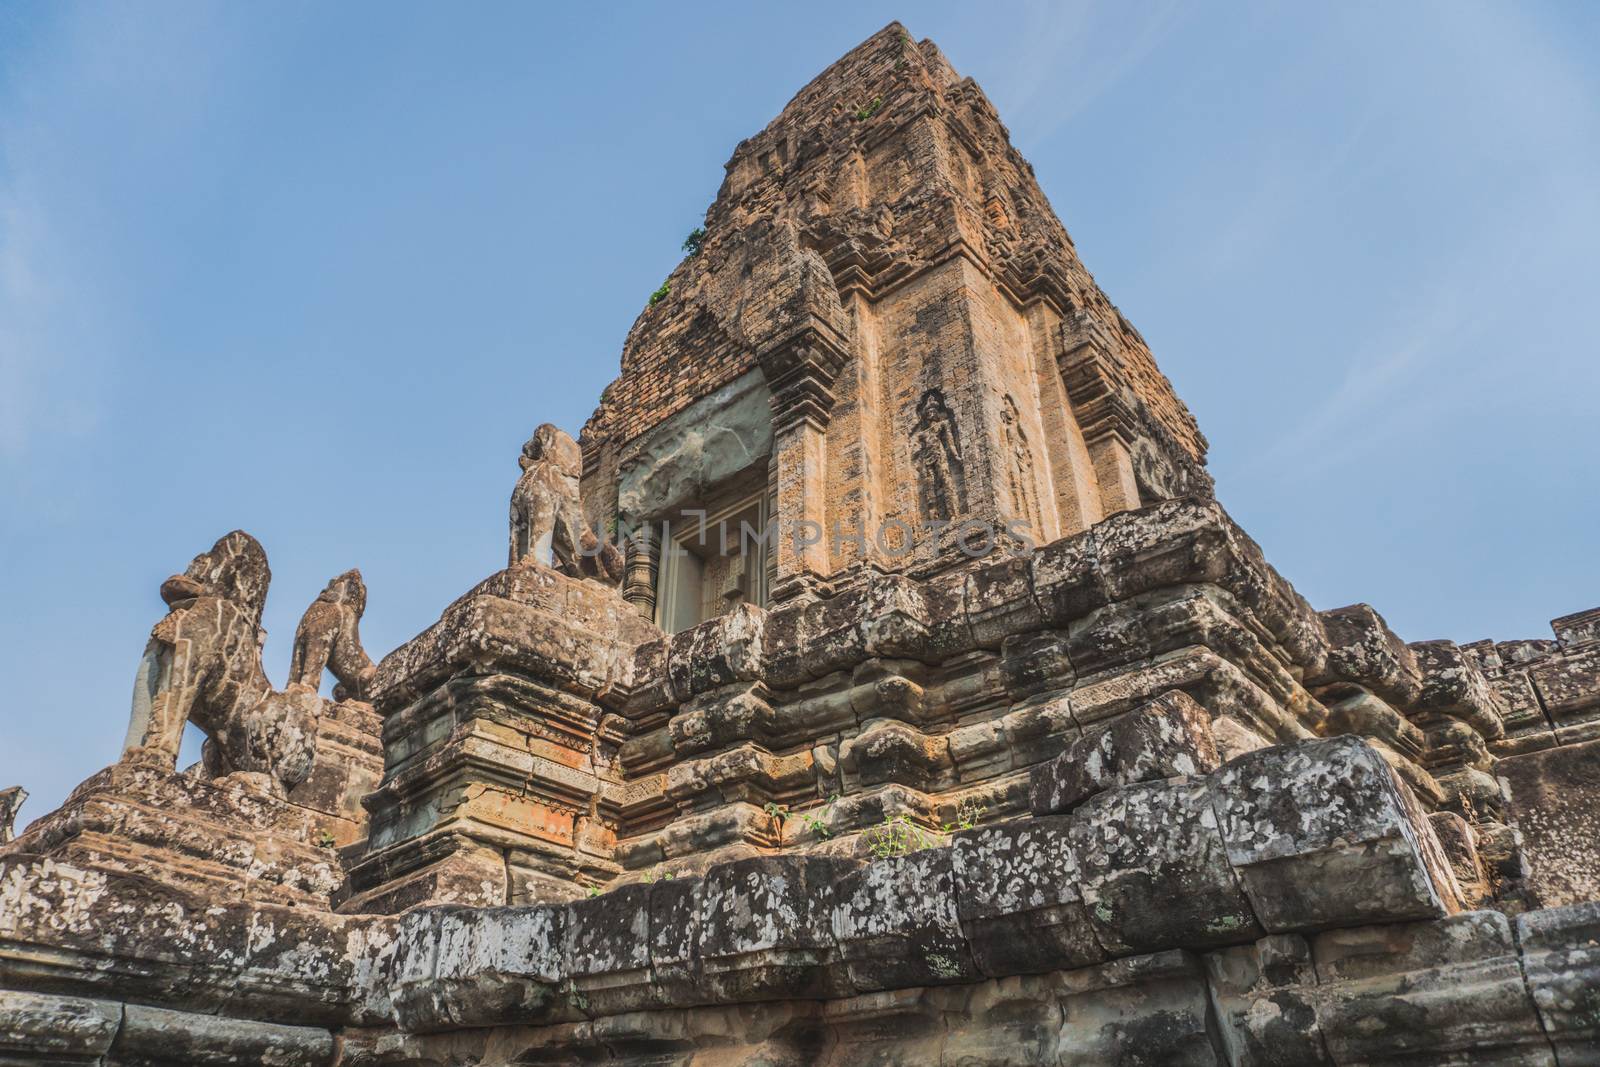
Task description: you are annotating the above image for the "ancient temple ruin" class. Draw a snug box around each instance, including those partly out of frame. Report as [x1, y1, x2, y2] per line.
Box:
[3, 23, 1597, 1066]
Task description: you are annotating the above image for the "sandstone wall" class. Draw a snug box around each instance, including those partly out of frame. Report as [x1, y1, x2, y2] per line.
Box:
[581, 23, 1211, 576]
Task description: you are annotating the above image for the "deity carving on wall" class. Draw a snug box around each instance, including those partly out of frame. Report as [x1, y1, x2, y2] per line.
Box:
[913, 387, 967, 523]
[1000, 393, 1043, 542]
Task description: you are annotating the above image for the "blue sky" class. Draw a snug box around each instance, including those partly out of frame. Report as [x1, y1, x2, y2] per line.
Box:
[2, 2, 1596, 822]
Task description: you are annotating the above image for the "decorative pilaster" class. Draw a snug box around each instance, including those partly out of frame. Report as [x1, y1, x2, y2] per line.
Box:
[623, 523, 659, 619]
[758, 319, 851, 603]
[1060, 312, 1141, 516]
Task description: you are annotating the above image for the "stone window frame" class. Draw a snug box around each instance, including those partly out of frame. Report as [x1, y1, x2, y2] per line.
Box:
[653, 488, 772, 633]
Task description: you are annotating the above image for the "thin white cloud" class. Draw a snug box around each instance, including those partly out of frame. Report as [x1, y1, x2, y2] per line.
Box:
[994, 0, 1187, 142]
[1221, 2, 1600, 480]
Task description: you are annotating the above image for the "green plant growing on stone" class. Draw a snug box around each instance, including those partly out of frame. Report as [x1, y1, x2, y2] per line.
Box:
[798, 793, 838, 840]
[564, 978, 589, 1014]
[643, 866, 674, 883]
[313, 829, 337, 850]
[941, 797, 986, 834]
[586, 885, 602, 898]
[649, 280, 671, 306]
[681, 227, 705, 257]
[763, 801, 788, 839]
[855, 96, 883, 121]
[865, 812, 938, 859]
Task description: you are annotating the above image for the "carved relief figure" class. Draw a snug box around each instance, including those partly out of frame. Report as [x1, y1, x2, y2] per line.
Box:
[999, 394, 1043, 541]
[123, 531, 322, 795]
[510, 423, 624, 583]
[913, 388, 967, 522]
[289, 568, 377, 702]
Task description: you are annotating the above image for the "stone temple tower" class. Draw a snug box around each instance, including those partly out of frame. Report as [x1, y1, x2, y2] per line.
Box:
[3, 22, 1599, 1067]
[581, 24, 1210, 627]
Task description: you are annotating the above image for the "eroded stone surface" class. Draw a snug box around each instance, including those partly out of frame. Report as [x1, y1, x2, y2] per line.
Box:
[831, 847, 977, 992]
[2, 18, 1598, 1067]
[1213, 736, 1460, 931]
[0, 788, 23, 844]
[950, 816, 1105, 977]
[1311, 911, 1554, 1066]
[1497, 737, 1600, 907]
[1072, 777, 1264, 955]
[1029, 689, 1219, 815]
[699, 854, 856, 1002]
[1517, 901, 1600, 1063]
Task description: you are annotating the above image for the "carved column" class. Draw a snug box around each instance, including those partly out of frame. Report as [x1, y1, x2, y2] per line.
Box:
[1060, 313, 1141, 517]
[758, 320, 851, 603]
[622, 524, 659, 619]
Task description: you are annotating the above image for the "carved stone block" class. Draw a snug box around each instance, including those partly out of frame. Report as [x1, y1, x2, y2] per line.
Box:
[1316, 602, 1423, 708]
[1213, 736, 1460, 931]
[1311, 911, 1552, 1066]
[397, 905, 565, 1032]
[563, 883, 653, 1016]
[0, 990, 122, 1064]
[1071, 777, 1263, 954]
[950, 817, 1105, 977]
[697, 855, 857, 1002]
[1410, 640, 1508, 740]
[831, 848, 977, 991]
[1029, 689, 1218, 816]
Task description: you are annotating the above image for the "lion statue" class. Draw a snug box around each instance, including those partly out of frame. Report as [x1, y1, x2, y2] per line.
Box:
[123, 531, 322, 796]
[509, 423, 624, 583]
[288, 568, 378, 702]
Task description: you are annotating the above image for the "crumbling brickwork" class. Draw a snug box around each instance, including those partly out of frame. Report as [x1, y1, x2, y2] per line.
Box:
[582, 23, 1210, 600]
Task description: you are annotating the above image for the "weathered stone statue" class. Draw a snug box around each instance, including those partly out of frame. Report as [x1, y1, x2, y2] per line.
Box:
[509, 423, 623, 583]
[122, 531, 322, 795]
[0, 786, 24, 842]
[288, 568, 377, 701]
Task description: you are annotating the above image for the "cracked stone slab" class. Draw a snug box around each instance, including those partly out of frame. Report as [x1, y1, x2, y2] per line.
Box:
[1029, 689, 1219, 815]
[1055, 949, 1226, 1067]
[1212, 736, 1459, 932]
[1070, 776, 1264, 955]
[114, 1002, 338, 1067]
[830, 846, 977, 992]
[1516, 901, 1600, 1063]
[950, 816, 1105, 977]
[1203, 934, 1331, 1066]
